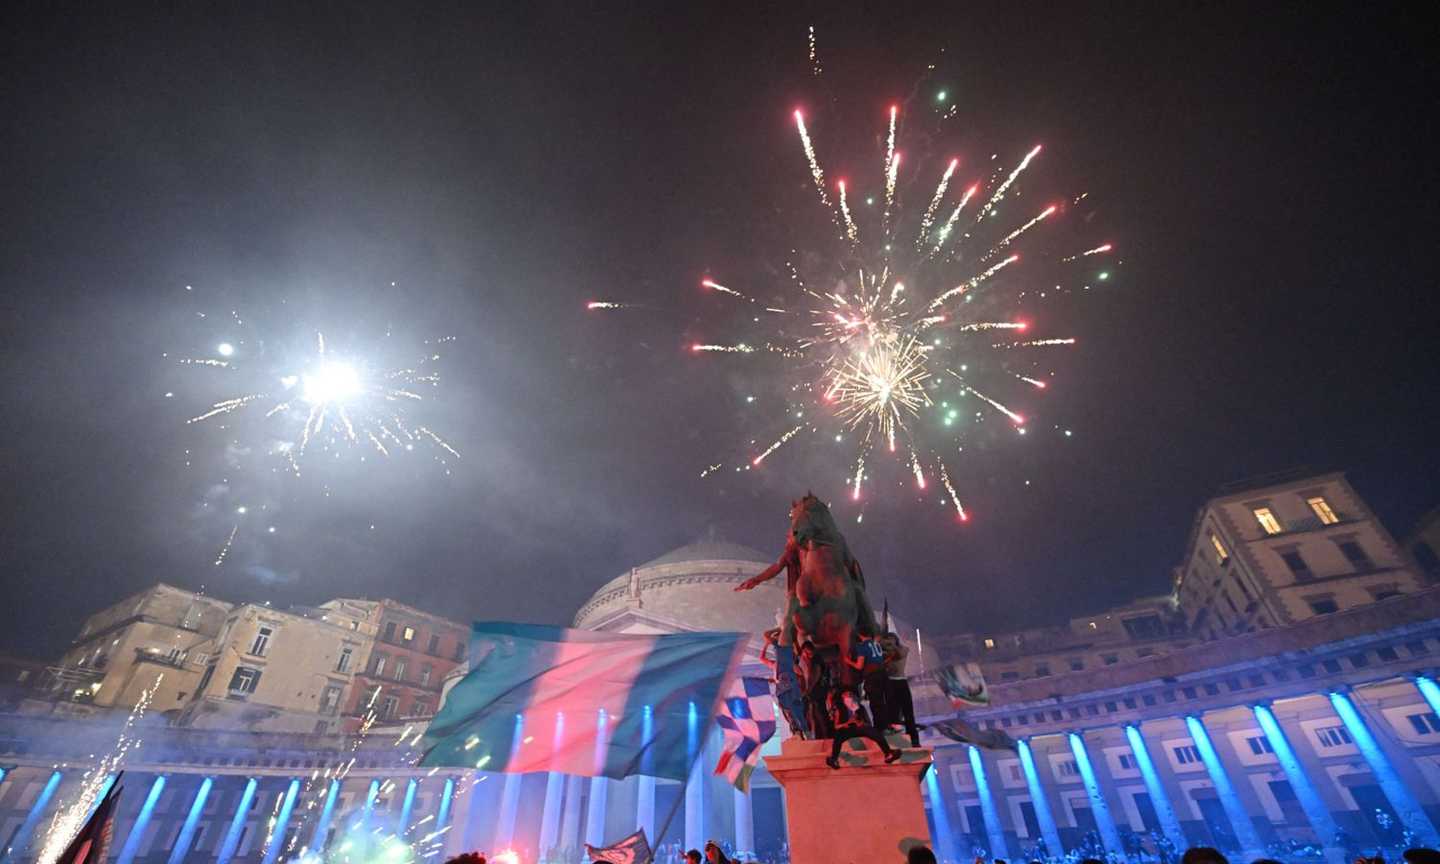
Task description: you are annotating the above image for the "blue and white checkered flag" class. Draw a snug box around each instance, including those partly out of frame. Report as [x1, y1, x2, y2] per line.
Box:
[713, 676, 777, 792]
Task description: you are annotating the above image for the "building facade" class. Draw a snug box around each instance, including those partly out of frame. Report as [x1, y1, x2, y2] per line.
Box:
[914, 588, 1440, 864]
[1172, 471, 1426, 637]
[176, 601, 376, 735]
[338, 599, 469, 731]
[4, 470, 1440, 864]
[39, 584, 234, 712]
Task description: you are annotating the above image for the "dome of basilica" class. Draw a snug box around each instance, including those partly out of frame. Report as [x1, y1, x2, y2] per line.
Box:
[572, 539, 787, 634]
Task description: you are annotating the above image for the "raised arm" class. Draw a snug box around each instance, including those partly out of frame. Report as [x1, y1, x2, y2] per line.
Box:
[735, 538, 797, 591]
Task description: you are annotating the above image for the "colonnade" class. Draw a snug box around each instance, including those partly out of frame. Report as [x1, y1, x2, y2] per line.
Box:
[929, 678, 1440, 864]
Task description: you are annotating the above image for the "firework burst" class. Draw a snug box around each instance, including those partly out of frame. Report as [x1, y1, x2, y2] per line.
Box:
[592, 68, 1113, 520]
[170, 290, 459, 565]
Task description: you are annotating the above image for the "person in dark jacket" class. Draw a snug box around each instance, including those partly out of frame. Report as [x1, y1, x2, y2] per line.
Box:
[881, 632, 920, 747]
[825, 688, 900, 767]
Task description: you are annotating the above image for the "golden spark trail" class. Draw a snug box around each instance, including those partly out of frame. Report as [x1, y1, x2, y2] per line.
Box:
[884, 152, 901, 235]
[1015, 374, 1048, 388]
[794, 111, 831, 208]
[986, 205, 1056, 258]
[918, 158, 959, 246]
[692, 343, 756, 353]
[838, 180, 858, 244]
[956, 322, 1026, 332]
[187, 394, 263, 423]
[752, 424, 805, 465]
[996, 338, 1076, 348]
[910, 451, 926, 489]
[976, 144, 1042, 224]
[586, 301, 628, 310]
[701, 279, 746, 299]
[884, 106, 899, 219]
[948, 372, 1025, 424]
[926, 254, 1020, 313]
[36, 676, 163, 864]
[1062, 243, 1113, 262]
[417, 427, 460, 459]
[214, 523, 238, 566]
[940, 461, 968, 521]
[930, 184, 979, 254]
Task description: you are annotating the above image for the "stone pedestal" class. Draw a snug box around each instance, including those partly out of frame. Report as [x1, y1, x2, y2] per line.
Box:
[765, 737, 933, 864]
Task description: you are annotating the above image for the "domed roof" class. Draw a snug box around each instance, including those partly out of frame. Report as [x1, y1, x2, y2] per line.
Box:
[637, 540, 770, 569]
[573, 537, 781, 633]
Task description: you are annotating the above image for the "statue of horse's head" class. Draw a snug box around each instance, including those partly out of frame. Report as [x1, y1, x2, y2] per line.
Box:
[789, 492, 843, 546]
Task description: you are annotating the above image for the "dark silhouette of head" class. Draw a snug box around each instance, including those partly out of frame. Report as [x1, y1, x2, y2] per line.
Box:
[1405, 850, 1440, 864]
[906, 846, 938, 864]
[1181, 848, 1229, 864]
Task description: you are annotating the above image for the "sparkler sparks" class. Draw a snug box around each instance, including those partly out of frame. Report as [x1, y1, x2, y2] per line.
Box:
[592, 80, 1105, 518]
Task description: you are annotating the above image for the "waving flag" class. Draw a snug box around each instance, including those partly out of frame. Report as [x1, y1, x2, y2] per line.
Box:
[937, 662, 990, 708]
[714, 676, 777, 792]
[585, 829, 652, 864]
[933, 715, 1016, 751]
[420, 622, 746, 780]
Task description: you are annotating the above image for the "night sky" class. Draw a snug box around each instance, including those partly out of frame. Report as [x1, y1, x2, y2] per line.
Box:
[3, 5, 1437, 659]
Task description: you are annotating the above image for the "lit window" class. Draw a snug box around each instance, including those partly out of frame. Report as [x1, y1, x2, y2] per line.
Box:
[1307, 497, 1339, 525]
[402, 626, 416, 642]
[1315, 725, 1352, 748]
[1254, 507, 1282, 535]
[249, 626, 273, 657]
[983, 638, 996, 649]
[1210, 533, 1229, 564]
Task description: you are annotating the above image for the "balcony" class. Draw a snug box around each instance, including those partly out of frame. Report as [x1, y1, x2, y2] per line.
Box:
[134, 648, 188, 670]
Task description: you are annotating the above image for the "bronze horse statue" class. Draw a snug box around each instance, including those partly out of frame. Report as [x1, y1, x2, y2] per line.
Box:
[736, 494, 879, 683]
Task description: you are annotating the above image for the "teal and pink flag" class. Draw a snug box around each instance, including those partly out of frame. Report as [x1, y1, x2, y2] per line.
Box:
[419, 622, 747, 780]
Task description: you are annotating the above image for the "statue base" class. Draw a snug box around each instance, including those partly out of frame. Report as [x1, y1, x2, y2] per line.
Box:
[764, 735, 934, 864]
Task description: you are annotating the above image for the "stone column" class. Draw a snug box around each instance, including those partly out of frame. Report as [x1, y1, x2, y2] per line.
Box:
[584, 777, 609, 847]
[1017, 739, 1065, 859]
[496, 773, 523, 848]
[733, 788, 754, 855]
[1185, 714, 1268, 861]
[968, 745, 1010, 859]
[637, 775, 657, 842]
[1335, 689, 1440, 846]
[559, 774, 586, 855]
[685, 751, 706, 850]
[1256, 703, 1345, 864]
[1125, 723, 1190, 854]
[1069, 732, 1125, 857]
[440, 771, 480, 852]
[539, 773, 566, 856]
